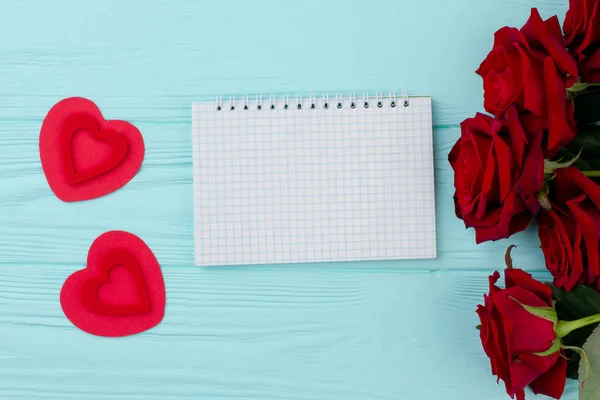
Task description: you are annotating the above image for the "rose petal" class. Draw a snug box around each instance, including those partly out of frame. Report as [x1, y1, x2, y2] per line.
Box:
[504, 268, 553, 304]
[505, 106, 528, 166]
[537, 209, 583, 291]
[568, 196, 600, 281]
[571, 227, 586, 289]
[511, 352, 562, 395]
[489, 270, 501, 290]
[477, 304, 505, 378]
[564, 0, 600, 55]
[520, 112, 548, 134]
[489, 304, 515, 395]
[515, 390, 526, 400]
[564, 0, 586, 48]
[543, 57, 576, 156]
[518, 45, 545, 116]
[529, 354, 567, 399]
[492, 135, 515, 202]
[580, 49, 600, 81]
[556, 168, 600, 209]
[453, 193, 463, 220]
[516, 129, 544, 214]
[553, 168, 584, 205]
[522, 8, 578, 77]
[543, 15, 564, 42]
[448, 138, 462, 167]
[473, 191, 530, 243]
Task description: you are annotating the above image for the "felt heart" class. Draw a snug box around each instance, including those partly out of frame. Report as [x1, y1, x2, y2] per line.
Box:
[60, 231, 165, 337]
[40, 97, 144, 202]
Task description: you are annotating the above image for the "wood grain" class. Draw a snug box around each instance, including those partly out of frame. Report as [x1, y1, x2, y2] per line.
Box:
[0, 265, 578, 399]
[0, 122, 547, 269]
[0, 0, 574, 398]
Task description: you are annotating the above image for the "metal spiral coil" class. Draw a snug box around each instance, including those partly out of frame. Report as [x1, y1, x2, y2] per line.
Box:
[214, 91, 410, 111]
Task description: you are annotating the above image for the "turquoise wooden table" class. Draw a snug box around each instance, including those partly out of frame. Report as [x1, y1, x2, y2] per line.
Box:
[0, 1, 575, 399]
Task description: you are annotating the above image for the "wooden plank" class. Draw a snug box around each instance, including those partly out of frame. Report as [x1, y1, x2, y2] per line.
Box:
[0, 266, 578, 399]
[0, 0, 567, 126]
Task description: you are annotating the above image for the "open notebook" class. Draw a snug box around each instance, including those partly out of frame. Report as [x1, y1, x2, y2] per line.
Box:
[192, 94, 436, 266]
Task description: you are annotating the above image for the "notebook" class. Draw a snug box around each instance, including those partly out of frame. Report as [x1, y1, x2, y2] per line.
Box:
[192, 93, 436, 266]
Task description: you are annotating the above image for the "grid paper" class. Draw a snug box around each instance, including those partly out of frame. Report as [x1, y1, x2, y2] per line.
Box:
[192, 95, 436, 266]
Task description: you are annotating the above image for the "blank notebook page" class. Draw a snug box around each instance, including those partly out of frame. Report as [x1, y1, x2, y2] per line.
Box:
[192, 95, 436, 266]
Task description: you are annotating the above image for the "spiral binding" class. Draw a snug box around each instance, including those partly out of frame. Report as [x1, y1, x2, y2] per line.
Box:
[214, 91, 409, 111]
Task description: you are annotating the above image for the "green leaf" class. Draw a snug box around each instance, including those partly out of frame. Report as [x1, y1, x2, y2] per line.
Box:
[574, 93, 600, 124]
[550, 284, 600, 379]
[567, 323, 598, 379]
[550, 284, 600, 319]
[562, 126, 600, 171]
[579, 325, 600, 399]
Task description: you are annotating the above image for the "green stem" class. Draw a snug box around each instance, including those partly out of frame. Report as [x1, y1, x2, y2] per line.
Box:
[582, 171, 600, 177]
[556, 313, 600, 338]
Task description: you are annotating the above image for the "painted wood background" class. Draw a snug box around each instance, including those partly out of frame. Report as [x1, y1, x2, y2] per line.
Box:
[0, 1, 576, 399]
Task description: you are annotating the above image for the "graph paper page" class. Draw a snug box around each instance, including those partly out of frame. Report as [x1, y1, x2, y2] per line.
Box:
[192, 96, 436, 266]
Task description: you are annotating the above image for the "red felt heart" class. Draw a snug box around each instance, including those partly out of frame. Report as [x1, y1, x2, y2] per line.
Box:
[40, 97, 144, 202]
[60, 231, 165, 337]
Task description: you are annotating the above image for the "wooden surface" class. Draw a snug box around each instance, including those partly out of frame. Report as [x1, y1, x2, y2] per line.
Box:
[0, 1, 575, 399]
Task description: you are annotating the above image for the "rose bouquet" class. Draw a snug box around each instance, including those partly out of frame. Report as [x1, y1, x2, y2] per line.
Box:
[449, 2, 600, 399]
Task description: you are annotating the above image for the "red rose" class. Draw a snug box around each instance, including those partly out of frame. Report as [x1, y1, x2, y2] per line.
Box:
[564, 0, 600, 55]
[477, 268, 566, 400]
[579, 50, 600, 82]
[564, 0, 600, 82]
[538, 167, 600, 289]
[477, 8, 577, 155]
[537, 209, 584, 291]
[449, 106, 544, 243]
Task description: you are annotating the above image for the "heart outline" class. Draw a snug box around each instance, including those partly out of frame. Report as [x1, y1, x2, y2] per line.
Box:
[61, 112, 129, 186]
[80, 248, 151, 316]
